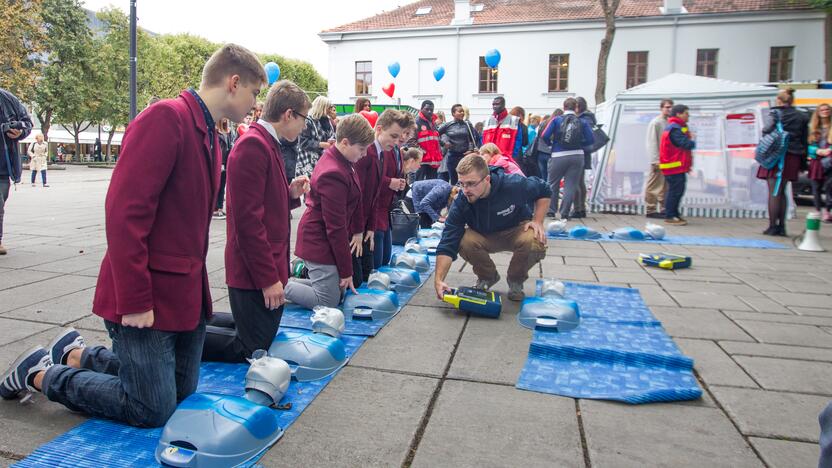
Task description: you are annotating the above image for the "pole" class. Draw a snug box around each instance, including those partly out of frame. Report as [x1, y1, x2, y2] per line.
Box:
[129, 0, 137, 121]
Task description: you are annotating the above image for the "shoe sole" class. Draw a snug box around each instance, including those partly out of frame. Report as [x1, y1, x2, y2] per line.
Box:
[1, 345, 44, 399]
[47, 328, 78, 365]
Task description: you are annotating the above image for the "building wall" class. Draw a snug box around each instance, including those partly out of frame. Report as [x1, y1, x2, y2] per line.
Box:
[323, 11, 825, 123]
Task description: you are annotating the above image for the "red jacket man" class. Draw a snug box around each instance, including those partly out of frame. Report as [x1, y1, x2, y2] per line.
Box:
[415, 101, 442, 169]
[92, 90, 221, 332]
[482, 96, 519, 157]
[659, 116, 696, 176]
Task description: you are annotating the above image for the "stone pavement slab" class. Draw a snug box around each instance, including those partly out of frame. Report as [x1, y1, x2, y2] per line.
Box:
[668, 291, 753, 311]
[0, 288, 95, 326]
[764, 291, 831, 309]
[710, 386, 828, 442]
[411, 380, 583, 468]
[748, 437, 820, 468]
[719, 340, 832, 362]
[581, 400, 762, 468]
[734, 356, 832, 395]
[650, 307, 754, 341]
[0, 269, 60, 292]
[725, 310, 832, 327]
[675, 338, 758, 388]
[0, 275, 96, 314]
[734, 320, 832, 348]
[259, 367, 436, 468]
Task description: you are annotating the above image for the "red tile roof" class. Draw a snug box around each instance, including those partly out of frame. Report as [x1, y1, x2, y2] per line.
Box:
[323, 0, 817, 33]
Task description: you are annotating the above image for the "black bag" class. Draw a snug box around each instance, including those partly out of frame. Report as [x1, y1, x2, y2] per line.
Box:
[586, 124, 610, 153]
[556, 114, 584, 149]
[391, 209, 420, 245]
[822, 155, 832, 175]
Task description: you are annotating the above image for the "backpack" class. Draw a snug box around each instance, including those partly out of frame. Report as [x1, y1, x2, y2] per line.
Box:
[555, 114, 584, 149]
[755, 110, 789, 170]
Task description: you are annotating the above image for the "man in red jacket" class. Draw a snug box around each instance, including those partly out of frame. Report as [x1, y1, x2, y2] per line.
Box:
[414, 100, 442, 180]
[0, 44, 267, 427]
[202, 80, 311, 363]
[659, 104, 696, 226]
[285, 114, 375, 309]
[481, 96, 520, 157]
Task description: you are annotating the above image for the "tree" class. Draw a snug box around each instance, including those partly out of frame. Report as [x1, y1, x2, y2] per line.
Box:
[258, 53, 328, 99]
[34, 0, 94, 141]
[810, 0, 832, 80]
[594, 0, 621, 105]
[95, 8, 131, 158]
[0, 0, 45, 103]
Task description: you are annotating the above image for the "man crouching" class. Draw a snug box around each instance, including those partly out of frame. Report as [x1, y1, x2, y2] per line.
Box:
[434, 153, 551, 302]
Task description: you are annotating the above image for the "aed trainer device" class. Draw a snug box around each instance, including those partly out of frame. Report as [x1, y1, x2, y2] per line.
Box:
[442, 287, 502, 318]
[638, 253, 692, 270]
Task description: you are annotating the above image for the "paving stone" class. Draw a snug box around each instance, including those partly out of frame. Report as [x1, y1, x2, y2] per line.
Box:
[547, 246, 609, 258]
[731, 273, 788, 293]
[0, 275, 97, 314]
[0, 317, 55, 347]
[0, 269, 60, 292]
[775, 279, 832, 294]
[765, 291, 832, 309]
[595, 269, 656, 285]
[725, 310, 832, 327]
[259, 367, 436, 467]
[720, 341, 832, 362]
[710, 386, 828, 442]
[67, 314, 106, 332]
[26, 251, 106, 275]
[0, 393, 89, 459]
[350, 305, 465, 377]
[791, 306, 832, 318]
[658, 280, 759, 296]
[1, 288, 95, 326]
[734, 320, 832, 348]
[563, 256, 614, 267]
[734, 356, 832, 395]
[650, 307, 754, 341]
[748, 437, 820, 468]
[738, 296, 792, 314]
[668, 291, 752, 311]
[676, 339, 758, 388]
[537, 264, 597, 282]
[581, 400, 762, 467]
[632, 284, 678, 307]
[412, 381, 583, 468]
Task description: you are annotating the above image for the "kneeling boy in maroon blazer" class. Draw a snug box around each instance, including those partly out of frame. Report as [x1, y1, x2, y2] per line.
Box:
[285, 114, 375, 308]
[202, 80, 311, 363]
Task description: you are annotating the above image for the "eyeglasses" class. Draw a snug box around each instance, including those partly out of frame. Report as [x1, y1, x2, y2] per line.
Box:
[293, 109, 307, 120]
[456, 175, 487, 190]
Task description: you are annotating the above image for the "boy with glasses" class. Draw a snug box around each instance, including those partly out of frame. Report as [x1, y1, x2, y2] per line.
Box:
[434, 154, 551, 302]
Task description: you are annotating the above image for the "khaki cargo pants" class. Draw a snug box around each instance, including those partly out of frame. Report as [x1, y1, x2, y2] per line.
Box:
[458, 223, 547, 285]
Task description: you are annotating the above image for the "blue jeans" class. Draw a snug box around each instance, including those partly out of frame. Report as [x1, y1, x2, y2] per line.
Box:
[537, 153, 551, 183]
[373, 228, 392, 269]
[42, 318, 206, 428]
[664, 173, 687, 219]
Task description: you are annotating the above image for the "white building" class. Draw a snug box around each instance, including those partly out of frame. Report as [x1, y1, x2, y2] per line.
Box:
[320, 0, 826, 122]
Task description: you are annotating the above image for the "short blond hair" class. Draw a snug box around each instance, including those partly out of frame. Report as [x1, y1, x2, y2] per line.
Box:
[377, 109, 415, 131]
[201, 44, 267, 89]
[478, 143, 501, 157]
[456, 153, 489, 178]
[336, 114, 375, 146]
[262, 80, 311, 122]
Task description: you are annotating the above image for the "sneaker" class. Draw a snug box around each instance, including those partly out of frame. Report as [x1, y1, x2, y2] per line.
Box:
[0, 346, 52, 400]
[645, 212, 664, 219]
[569, 211, 586, 219]
[774, 225, 787, 237]
[42, 184, 49, 188]
[507, 281, 525, 301]
[474, 273, 500, 291]
[212, 210, 226, 220]
[665, 217, 688, 226]
[47, 327, 86, 366]
[546, 211, 556, 219]
[763, 226, 776, 236]
[0, 244, 6, 255]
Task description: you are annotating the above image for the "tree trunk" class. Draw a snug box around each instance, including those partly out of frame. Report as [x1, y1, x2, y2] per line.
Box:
[826, 12, 831, 80]
[106, 127, 116, 161]
[37, 109, 53, 140]
[594, 0, 621, 105]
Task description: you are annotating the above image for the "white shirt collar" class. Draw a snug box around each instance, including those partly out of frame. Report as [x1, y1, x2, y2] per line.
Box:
[257, 118, 279, 143]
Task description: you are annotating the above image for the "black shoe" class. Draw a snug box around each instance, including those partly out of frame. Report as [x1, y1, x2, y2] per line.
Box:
[763, 226, 776, 236]
[774, 225, 787, 237]
[646, 212, 664, 219]
[546, 211, 556, 219]
[570, 211, 586, 219]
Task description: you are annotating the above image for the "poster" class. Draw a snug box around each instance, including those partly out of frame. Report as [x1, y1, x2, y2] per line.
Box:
[725, 113, 757, 148]
[687, 115, 721, 151]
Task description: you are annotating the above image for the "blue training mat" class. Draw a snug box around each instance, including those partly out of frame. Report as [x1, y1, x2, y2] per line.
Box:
[14, 329, 367, 468]
[547, 232, 788, 249]
[516, 282, 702, 404]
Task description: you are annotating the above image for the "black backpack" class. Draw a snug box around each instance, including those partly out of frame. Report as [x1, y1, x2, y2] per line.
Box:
[555, 114, 584, 149]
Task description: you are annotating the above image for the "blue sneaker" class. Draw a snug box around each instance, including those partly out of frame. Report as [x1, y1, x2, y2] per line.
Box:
[0, 346, 52, 400]
[47, 327, 86, 366]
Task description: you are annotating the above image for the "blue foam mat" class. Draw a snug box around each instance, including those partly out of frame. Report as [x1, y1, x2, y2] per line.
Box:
[14, 329, 367, 468]
[516, 282, 702, 404]
[547, 232, 788, 249]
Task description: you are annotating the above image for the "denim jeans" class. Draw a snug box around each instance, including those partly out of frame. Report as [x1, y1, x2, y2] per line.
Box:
[373, 228, 392, 269]
[31, 170, 47, 185]
[42, 318, 206, 428]
[0, 178, 9, 243]
[664, 173, 687, 219]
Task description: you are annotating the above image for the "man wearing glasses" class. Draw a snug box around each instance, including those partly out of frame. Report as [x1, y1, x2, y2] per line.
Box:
[434, 154, 551, 302]
[644, 99, 674, 218]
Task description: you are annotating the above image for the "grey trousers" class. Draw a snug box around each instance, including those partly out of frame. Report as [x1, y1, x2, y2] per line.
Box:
[284, 260, 342, 309]
[547, 154, 584, 218]
[0, 179, 10, 243]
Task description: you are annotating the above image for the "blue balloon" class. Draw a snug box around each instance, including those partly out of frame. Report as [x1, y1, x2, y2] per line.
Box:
[388, 61, 401, 78]
[433, 66, 445, 82]
[264, 62, 280, 85]
[484, 49, 501, 68]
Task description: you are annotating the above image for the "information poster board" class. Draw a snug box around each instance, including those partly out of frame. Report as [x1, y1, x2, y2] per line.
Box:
[725, 113, 757, 148]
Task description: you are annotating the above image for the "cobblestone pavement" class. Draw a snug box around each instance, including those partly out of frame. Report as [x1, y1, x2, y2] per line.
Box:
[1, 167, 830, 467]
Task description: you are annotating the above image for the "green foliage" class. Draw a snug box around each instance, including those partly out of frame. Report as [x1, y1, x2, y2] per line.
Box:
[258, 53, 328, 99]
[809, 0, 832, 9]
[0, 0, 45, 103]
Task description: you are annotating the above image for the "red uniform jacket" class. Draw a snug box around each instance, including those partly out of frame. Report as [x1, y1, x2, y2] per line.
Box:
[482, 110, 519, 157]
[92, 91, 221, 332]
[373, 147, 399, 231]
[354, 141, 383, 234]
[295, 146, 362, 279]
[225, 122, 300, 291]
[416, 112, 442, 167]
[659, 117, 695, 176]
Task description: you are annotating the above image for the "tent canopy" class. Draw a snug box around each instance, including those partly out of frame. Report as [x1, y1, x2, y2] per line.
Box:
[591, 74, 781, 219]
[21, 128, 124, 145]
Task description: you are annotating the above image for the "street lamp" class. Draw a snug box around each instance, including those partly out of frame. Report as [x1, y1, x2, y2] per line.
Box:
[129, 0, 137, 121]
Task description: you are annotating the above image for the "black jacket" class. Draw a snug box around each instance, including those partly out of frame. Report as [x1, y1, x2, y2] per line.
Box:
[0, 88, 33, 181]
[438, 119, 478, 154]
[436, 168, 552, 260]
[763, 106, 809, 156]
